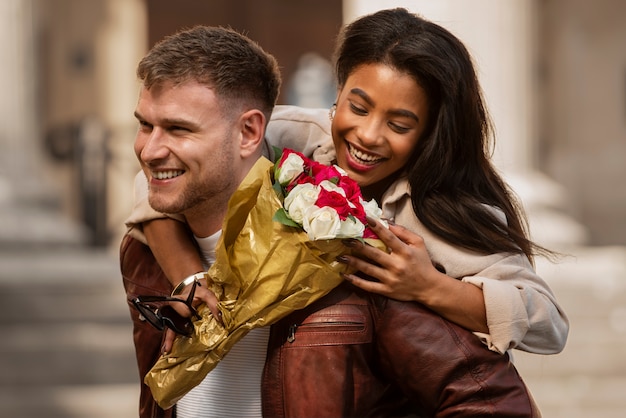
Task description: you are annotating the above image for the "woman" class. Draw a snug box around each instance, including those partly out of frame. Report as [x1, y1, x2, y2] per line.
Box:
[125, 8, 567, 416]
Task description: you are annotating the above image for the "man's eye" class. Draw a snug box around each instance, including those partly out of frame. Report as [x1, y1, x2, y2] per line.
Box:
[138, 121, 152, 131]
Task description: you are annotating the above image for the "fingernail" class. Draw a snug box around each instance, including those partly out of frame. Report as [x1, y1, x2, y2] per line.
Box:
[336, 255, 349, 263]
[342, 238, 358, 247]
[161, 344, 167, 355]
[366, 216, 377, 227]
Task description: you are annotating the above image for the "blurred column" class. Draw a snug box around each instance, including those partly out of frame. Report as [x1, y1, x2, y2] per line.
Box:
[343, 0, 587, 246]
[95, 0, 148, 247]
[0, 0, 88, 246]
[0, 0, 45, 206]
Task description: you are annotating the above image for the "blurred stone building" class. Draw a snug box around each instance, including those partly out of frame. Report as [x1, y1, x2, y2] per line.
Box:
[0, 0, 624, 250]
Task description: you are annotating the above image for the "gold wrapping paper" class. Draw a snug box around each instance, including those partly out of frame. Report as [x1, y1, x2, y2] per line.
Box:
[145, 157, 384, 409]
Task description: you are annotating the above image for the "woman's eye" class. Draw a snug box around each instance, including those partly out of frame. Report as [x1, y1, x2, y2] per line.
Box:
[389, 122, 411, 134]
[349, 103, 367, 115]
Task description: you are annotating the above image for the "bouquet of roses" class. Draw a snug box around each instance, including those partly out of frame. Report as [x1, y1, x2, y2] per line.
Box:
[273, 148, 386, 241]
[145, 149, 386, 409]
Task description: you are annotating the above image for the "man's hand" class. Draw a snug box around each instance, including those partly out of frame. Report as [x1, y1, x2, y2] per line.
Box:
[161, 281, 222, 354]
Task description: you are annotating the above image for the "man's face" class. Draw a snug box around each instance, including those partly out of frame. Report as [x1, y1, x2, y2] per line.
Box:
[133, 80, 240, 222]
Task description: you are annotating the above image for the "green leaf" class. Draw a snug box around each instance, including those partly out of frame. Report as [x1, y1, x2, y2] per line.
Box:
[273, 208, 300, 227]
[272, 180, 285, 199]
[271, 145, 283, 164]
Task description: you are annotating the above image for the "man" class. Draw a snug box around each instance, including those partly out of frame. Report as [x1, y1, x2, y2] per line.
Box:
[122, 25, 283, 418]
[121, 25, 540, 418]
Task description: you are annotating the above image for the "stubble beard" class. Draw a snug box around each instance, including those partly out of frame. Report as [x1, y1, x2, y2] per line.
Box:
[148, 171, 235, 218]
[148, 191, 187, 215]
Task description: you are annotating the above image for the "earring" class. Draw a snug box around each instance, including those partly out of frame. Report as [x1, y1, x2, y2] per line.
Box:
[328, 103, 336, 121]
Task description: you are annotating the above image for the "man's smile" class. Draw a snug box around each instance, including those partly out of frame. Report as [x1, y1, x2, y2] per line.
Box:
[151, 169, 185, 180]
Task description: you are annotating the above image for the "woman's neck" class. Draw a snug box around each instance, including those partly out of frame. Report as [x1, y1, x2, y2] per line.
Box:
[361, 174, 398, 203]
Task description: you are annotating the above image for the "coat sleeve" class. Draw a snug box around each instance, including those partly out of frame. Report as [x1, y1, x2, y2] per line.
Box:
[124, 171, 183, 245]
[462, 253, 569, 355]
[265, 105, 332, 159]
[119, 234, 175, 418]
[389, 196, 569, 355]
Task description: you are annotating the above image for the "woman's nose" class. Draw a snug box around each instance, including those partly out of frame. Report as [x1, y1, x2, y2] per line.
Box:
[356, 116, 384, 146]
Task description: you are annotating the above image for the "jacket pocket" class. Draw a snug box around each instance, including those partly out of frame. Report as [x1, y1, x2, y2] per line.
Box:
[284, 303, 372, 346]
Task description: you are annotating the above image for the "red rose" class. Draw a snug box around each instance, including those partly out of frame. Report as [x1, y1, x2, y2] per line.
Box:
[315, 188, 352, 220]
[310, 162, 342, 185]
[362, 227, 379, 239]
[337, 176, 362, 203]
[348, 201, 367, 224]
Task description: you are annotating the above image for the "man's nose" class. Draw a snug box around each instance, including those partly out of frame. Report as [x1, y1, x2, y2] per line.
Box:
[138, 129, 169, 163]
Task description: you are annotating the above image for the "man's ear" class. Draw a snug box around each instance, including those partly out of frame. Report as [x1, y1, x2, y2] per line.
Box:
[239, 109, 266, 158]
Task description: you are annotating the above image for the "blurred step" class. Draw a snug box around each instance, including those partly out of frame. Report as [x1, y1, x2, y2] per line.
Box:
[0, 322, 137, 386]
[0, 383, 139, 418]
[0, 246, 141, 417]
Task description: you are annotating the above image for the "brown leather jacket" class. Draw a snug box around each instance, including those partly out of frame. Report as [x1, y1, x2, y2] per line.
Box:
[121, 235, 540, 418]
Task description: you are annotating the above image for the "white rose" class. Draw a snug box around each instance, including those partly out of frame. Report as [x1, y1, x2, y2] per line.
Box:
[361, 198, 388, 228]
[337, 217, 366, 238]
[277, 153, 305, 185]
[284, 183, 319, 224]
[319, 179, 346, 196]
[302, 205, 341, 240]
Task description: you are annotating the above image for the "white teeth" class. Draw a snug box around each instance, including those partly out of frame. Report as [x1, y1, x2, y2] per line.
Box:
[153, 170, 184, 180]
[347, 143, 383, 165]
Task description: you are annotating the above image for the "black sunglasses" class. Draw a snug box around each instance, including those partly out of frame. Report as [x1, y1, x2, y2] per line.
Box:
[132, 279, 202, 336]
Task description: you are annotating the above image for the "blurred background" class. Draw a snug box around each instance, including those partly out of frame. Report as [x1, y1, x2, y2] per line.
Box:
[0, 0, 624, 416]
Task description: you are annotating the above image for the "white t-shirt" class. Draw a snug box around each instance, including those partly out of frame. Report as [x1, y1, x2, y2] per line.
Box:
[177, 230, 269, 418]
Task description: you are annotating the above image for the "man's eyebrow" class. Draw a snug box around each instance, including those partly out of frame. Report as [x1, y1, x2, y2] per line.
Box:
[349, 88, 420, 123]
[133, 112, 198, 129]
[161, 117, 196, 128]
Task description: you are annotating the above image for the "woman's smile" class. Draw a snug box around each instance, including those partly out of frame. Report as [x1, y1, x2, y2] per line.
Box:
[344, 140, 386, 168]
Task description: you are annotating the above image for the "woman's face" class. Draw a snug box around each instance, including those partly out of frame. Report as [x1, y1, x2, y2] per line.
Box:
[332, 63, 430, 189]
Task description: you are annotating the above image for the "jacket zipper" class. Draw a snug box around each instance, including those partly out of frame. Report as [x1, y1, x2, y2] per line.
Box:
[287, 321, 364, 343]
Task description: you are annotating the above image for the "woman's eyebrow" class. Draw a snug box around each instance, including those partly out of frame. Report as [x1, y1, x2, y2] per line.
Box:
[350, 88, 420, 123]
[389, 108, 419, 123]
[350, 88, 374, 105]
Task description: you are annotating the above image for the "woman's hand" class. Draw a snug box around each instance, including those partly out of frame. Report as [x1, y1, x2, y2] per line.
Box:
[338, 217, 488, 334]
[339, 218, 442, 303]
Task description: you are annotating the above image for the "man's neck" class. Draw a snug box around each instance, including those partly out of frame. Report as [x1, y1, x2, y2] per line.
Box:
[185, 205, 227, 239]
[185, 155, 262, 238]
